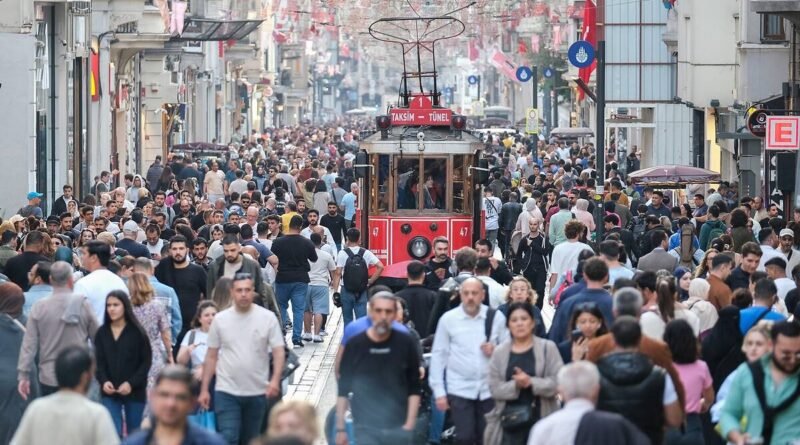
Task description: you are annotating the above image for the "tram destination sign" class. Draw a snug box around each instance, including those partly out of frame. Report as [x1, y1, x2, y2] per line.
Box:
[390, 95, 453, 126]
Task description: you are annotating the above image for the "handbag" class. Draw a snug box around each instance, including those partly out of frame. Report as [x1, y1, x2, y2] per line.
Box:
[282, 346, 301, 380]
[188, 409, 216, 431]
[500, 345, 544, 431]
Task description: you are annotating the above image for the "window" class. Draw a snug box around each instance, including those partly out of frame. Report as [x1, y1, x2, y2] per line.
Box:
[396, 158, 419, 210]
[423, 158, 446, 210]
[762, 14, 786, 42]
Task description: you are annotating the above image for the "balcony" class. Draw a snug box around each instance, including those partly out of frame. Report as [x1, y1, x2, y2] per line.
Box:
[169, 17, 264, 41]
[662, 9, 678, 53]
[751, 0, 800, 25]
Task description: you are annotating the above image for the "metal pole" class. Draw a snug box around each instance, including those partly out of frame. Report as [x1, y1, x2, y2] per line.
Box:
[595, 39, 606, 242]
[553, 90, 559, 130]
[477, 75, 481, 101]
[793, 24, 800, 213]
[532, 66, 538, 109]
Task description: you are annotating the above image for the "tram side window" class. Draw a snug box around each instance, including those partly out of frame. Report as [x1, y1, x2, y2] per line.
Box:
[423, 158, 446, 210]
[396, 158, 419, 210]
[377, 155, 389, 212]
[452, 155, 466, 213]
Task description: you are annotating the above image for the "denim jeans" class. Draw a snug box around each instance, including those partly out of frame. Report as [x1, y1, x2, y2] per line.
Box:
[428, 394, 446, 443]
[101, 396, 145, 438]
[215, 391, 267, 445]
[275, 281, 308, 342]
[340, 288, 367, 326]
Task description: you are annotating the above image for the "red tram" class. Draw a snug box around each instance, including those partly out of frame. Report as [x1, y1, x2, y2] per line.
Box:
[353, 16, 486, 267]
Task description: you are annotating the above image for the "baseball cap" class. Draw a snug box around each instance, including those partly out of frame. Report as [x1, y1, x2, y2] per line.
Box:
[27, 192, 43, 200]
[46, 216, 60, 225]
[123, 220, 139, 233]
[780, 228, 795, 238]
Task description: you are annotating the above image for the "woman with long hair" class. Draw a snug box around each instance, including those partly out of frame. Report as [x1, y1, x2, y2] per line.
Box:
[693, 248, 718, 279]
[729, 208, 756, 253]
[176, 300, 217, 400]
[157, 165, 174, 193]
[557, 302, 609, 364]
[663, 319, 714, 445]
[128, 272, 172, 390]
[211, 277, 234, 310]
[485, 302, 563, 444]
[673, 267, 692, 301]
[94, 290, 152, 437]
[498, 277, 547, 339]
[640, 276, 700, 339]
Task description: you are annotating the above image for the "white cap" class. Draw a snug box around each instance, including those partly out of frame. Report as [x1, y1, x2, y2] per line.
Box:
[123, 220, 139, 233]
[780, 228, 795, 238]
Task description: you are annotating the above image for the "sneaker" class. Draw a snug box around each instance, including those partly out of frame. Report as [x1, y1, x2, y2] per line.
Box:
[319, 329, 328, 337]
[292, 340, 304, 348]
[312, 335, 323, 343]
[301, 333, 312, 342]
[285, 320, 293, 329]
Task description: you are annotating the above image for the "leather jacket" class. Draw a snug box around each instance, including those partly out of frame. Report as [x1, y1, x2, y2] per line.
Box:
[499, 202, 523, 231]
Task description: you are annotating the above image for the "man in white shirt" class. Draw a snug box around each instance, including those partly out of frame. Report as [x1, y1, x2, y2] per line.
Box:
[203, 161, 227, 203]
[765, 257, 797, 300]
[483, 189, 502, 247]
[74, 240, 129, 321]
[199, 274, 284, 445]
[12, 346, 120, 445]
[429, 278, 509, 445]
[757, 227, 788, 272]
[302, 233, 337, 343]
[528, 361, 649, 445]
[549, 220, 594, 296]
[475, 258, 505, 308]
[778, 228, 800, 275]
[331, 228, 384, 326]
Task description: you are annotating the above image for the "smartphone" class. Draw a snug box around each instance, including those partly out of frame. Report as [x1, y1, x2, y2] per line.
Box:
[571, 328, 584, 342]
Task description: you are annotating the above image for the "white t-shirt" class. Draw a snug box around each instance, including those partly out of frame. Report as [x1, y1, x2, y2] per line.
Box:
[74, 269, 129, 322]
[204, 170, 225, 195]
[180, 328, 209, 369]
[300, 225, 336, 251]
[775, 277, 796, 300]
[641, 307, 701, 339]
[207, 305, 284, 396]
[336, 246, 380, 269]
[549, 241, 594, 277]
[478, 276, 506, 309]
[309, 248, 336, 287]
[145, 239, 165, 257]
[484, 196, 502, 230]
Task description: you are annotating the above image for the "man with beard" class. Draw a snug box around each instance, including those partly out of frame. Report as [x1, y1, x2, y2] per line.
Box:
[300, 209, 336, 251]
[474, 239, 513, 285]
[720, 321, 800, 445]
[153, 212, 176, 241]
[335, 292, 421, 445]
[424, 237, 455, 290]
[207, 235, 266, 298]
[155, 235, 207, 342]
[320, 202, 348, 251]
[191, 238, 211, 270]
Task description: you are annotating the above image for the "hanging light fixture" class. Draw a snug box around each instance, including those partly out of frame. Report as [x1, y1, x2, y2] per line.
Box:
[68, 0, 91, 58]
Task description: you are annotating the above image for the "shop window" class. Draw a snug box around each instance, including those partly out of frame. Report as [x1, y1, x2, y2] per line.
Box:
[762, 14, 786, 42]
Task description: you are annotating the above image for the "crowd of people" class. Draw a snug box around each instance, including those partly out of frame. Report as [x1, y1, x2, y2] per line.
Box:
[0, 122, 798, 445]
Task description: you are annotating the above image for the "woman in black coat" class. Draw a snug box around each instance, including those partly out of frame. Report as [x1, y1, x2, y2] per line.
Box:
[95, 290, 152, 438]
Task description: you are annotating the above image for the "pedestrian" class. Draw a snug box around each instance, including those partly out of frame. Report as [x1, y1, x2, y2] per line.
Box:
[199, 273, 285, 445]
[4, 230, 49, 291]
[528, 361, 649, 445]
[207, 234, 267, 302]
[22, 261, 53, 316]
[429, 278, 509, 445]
[640, 276, 700, 339]
[595, 316, 684, 444]
[727, 242, 762, 291]
[12, 346, 120, 445]
[176, 300, 218, 384]
[74, 240, 129, 321]
[17, 261, 99, 398]
[548, 220, 593, 299]
[557, 302, 609, 364]
[395, 260, 437, 338]
[475, 239, 513, 285]
[496, 277, 547, 339]
[271, 215, 318, 347]
[132, 258, 182, 345]
[549, 257, 614, 344]
[123, 366, 226, 445]
[336, 292, 420, 444]
[662, 319, 714, 445]
[684, 278, 719, 337]
[302, 232, 335, 343]
[719, 321, 800, 445]
[0, 282, 28, 443]
[515, 217, 550, 309]
[738, 278, 786, 334]
[261, 400, 319, 445]
[94, 290, 152, 437]
[424, 237, 455, 290]
[128, 272, 173, 389]
[154, 235, 207, 342]
[332, 228, 384, 326]
[483, 188, 502, 247]
[320, 201, 347, 251]
[484, 302, 562, 444]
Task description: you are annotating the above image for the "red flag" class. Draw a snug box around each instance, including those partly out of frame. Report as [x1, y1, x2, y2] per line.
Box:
[90, 49, 101, 102]
[518, 39, 527, 54]
[578, 0, 597, 101]
[468, 39, 479, 61]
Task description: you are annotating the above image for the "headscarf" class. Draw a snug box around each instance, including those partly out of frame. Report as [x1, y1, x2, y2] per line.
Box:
[0, 282, 25, 319]
[54, 246, 74, 264]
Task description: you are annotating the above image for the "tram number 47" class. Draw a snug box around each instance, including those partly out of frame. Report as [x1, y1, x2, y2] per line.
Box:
[460, 227, 468, 237]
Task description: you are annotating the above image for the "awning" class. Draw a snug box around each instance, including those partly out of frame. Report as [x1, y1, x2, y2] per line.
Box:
[170, 18, 264, 41]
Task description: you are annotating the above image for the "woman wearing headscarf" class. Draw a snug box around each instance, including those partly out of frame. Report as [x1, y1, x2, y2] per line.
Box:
[0, 282, 34, 443]
[514, 197, 544, 238]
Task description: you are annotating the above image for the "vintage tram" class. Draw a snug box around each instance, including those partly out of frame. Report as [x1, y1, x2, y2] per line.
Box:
[353, 15, 487, 267]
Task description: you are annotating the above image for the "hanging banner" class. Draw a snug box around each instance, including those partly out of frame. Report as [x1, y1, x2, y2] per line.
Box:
[90, 49, 101, 102]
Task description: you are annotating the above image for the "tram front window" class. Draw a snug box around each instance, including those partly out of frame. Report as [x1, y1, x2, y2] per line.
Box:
[396, 158, 419, 210]
[423, 158, 446, 210]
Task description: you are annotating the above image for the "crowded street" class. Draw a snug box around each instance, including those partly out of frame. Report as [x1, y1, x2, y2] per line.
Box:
[2, 0, 800, 445]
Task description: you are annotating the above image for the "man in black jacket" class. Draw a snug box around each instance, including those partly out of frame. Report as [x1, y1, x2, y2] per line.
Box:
[603, 214, 634, 260]
[424, 237, 454, 290]
[498, 191, 523, 259]
[474, 239, 513, 285]
[50, 184, 73, 217]
[395, 261, 437, 338]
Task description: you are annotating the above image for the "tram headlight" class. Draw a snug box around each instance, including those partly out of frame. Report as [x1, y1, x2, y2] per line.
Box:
[408, 236, 431, 259]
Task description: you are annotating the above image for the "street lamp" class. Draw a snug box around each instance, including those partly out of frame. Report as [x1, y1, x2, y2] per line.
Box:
[68, 0, 91, 58]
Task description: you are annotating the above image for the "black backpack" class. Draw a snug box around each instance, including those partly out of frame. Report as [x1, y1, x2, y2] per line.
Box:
[343, 248, 369, 293]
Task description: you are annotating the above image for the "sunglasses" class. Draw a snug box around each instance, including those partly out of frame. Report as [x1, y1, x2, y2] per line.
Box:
[233, 272, 253, 281]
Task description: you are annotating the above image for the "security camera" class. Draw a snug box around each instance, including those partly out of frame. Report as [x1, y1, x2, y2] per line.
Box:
[417, 131, 425, 141]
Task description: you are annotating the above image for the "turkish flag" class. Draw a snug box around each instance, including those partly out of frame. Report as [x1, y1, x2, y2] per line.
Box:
[468, 39, 479, 61]
[578, 0, 597, 101]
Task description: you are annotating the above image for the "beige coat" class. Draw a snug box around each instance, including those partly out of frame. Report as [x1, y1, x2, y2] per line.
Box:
[484, 337, 563, 445]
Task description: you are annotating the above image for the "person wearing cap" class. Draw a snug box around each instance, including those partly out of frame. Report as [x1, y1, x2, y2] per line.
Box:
[46, 216, 61, 233]
[116, 221, 150, 259]
[756, 227, 787, 272]
[778, 228, 800, 275]
[19, 192, 44, 219]
[764, 257, 797, 301]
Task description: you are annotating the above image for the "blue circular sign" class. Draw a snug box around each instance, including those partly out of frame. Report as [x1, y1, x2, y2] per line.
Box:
[468, 75, 479, 85]
[516, 66, 533, 82]
[543, 67, 554, 78]
[568, 40, 595, 68]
